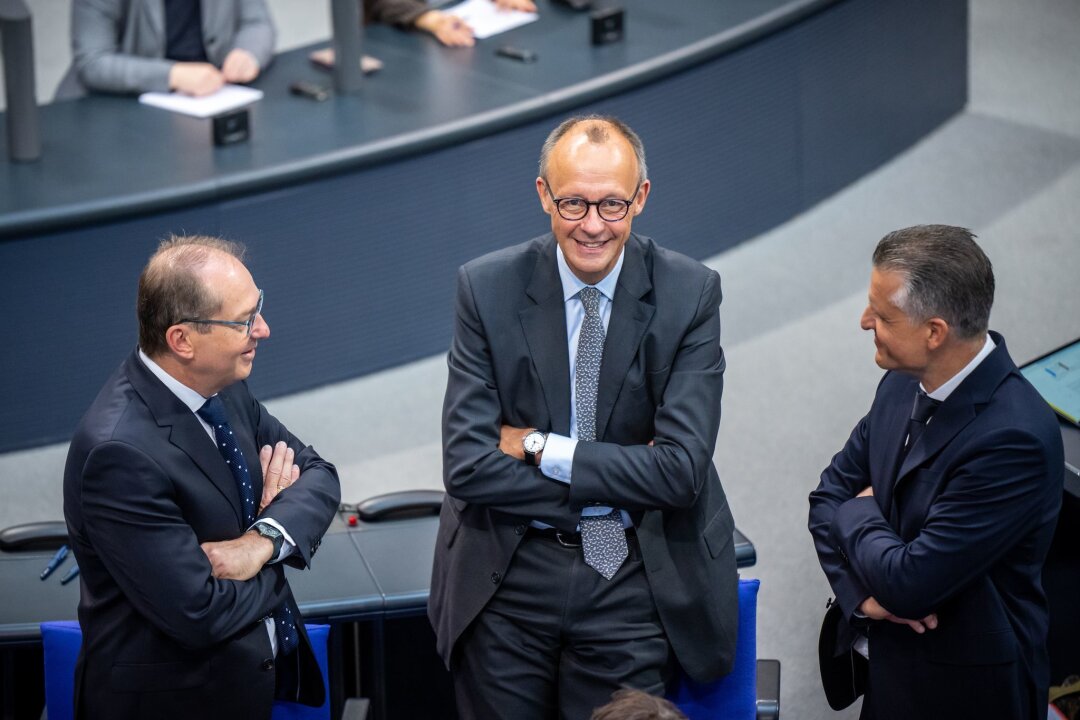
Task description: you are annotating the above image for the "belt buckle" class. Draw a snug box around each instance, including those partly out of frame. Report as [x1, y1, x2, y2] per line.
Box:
[555, 531, 581, 548]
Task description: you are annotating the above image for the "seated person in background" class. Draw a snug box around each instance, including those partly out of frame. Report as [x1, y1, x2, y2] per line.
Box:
[367, 0, 537, 47]
[591, 689, 688, 720]
[55, 0, 275, 99]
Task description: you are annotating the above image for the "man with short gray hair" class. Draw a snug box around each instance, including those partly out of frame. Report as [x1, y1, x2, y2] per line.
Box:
[809, 225, 1063, 719]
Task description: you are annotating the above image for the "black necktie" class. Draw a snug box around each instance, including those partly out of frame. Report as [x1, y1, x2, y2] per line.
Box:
[575, 287, 628, 580]
[197, 396, 298, 655]
[903, 390, 941, 456]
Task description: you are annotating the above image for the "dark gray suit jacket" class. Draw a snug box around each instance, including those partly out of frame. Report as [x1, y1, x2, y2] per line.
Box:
[63, 350, 339, 719]
[429, 233, 739, 683]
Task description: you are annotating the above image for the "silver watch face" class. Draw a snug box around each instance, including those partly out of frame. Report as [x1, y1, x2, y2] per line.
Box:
[523, 431, 546, 454]
[256, 522, 282, 540]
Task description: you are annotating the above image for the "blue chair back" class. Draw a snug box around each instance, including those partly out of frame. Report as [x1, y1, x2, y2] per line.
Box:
[41, 621, 331, 720]
[668, 577, 759, 720]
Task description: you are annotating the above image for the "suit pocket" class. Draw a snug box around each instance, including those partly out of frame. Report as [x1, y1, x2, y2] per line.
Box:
[440, 498, 465, 548]
[111, 659, 210, 693]
[702, 503, 735, 559]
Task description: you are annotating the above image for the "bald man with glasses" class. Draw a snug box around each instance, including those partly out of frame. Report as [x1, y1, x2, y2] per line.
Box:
[430, 115, 739, 719]
[64, 235, 339, 720]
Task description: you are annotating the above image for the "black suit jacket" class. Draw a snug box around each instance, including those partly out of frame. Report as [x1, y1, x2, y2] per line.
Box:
[809, 334, 1064, 719]
[63, 350, 340, 720]
[430, 233, 739, 683]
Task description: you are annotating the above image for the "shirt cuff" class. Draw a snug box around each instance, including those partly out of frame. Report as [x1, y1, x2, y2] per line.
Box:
[252, 517, 296, 563]
[539, 433, 575, 485]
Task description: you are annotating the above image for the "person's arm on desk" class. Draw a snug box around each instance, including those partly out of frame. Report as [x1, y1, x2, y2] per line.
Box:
[168, 62, 225, 96]
[368, 0, 537, 48]
[494, 0, 537, 11]
[413, 11, 477, 47]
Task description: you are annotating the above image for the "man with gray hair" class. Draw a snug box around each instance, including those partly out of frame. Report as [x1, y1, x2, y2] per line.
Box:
[809, 225, 1063, 719]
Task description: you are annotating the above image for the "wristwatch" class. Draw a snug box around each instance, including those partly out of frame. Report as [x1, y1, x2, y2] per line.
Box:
[522, 430, 548, 466]
[252, 521, 284, 559]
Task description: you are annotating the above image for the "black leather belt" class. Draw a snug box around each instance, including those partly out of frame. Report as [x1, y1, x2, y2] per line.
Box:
[526, 525, 635, 548]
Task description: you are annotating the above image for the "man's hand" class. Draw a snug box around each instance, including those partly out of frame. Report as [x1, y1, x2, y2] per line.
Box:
[856, 485, 874, 498]
[414, 10, 476, 47]
[494, 0, 537, 11]
[499, 425, 534, 462]
[200, 531, 274, 581]
[259, 441, 300, 513]
[859, 596, 938, 634]
[168, 62, 225, 96]
[221, 48, 261, 84]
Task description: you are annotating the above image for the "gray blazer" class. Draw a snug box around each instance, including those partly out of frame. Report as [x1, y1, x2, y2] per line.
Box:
[56, 0, 275, 99]
[429, 233, 740, 683]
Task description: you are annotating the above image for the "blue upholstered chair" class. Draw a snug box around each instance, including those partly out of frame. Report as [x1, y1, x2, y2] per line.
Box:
[41, 621, 332, 720]
[667, 578, 781, 720]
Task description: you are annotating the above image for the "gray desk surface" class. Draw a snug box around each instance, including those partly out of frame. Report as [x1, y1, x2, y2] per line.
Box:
[0, 517, 757, 642]
[0, 0, 832, 237]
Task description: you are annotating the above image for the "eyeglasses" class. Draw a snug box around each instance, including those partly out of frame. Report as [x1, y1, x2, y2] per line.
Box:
[545, 183, 641, 222]
[179, 289, 263, 337]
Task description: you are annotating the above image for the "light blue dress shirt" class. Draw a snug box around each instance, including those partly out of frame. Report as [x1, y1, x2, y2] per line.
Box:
[536, 247, 632, 528]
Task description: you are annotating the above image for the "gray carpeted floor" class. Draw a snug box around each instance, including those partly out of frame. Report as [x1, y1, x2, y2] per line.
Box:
[3, 1, 1079, 718]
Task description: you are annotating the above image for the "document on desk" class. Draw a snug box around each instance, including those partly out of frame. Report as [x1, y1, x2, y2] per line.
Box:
[445, 0, 538, 39]
[138, 85, 264, 118]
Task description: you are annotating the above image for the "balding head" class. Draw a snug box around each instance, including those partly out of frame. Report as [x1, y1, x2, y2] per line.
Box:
[137, 235, 245, 357]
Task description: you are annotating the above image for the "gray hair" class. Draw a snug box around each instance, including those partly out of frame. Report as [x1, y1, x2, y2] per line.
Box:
[538, 114, 647, 186]
[872, 225, 994, 340]
[138, 234, 245, 356]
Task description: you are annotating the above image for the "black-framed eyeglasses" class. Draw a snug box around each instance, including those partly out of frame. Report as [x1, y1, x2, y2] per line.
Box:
[545, 182, 641, 222]
[179, 289, 263, 337]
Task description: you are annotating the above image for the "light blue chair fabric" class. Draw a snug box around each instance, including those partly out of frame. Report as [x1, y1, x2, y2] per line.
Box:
[668, 577, 759, 720]
[41, 621, 331, 720]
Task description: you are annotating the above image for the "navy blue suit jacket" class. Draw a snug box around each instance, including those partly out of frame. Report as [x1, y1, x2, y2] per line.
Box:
[63, 350, 340, 720]
[809, 333, 1063, 719]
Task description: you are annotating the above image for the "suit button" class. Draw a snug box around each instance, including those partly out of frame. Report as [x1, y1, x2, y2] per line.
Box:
[261, 659, 274, 671]
[490, 572, 501, 584]
[514, 525, 525, 535]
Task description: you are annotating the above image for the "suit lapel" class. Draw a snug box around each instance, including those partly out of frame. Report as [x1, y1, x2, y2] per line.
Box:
[126, 351, 245, 528]
[890, 335, 1014, 508]
[596, 239, 654, 441]
[875, 392, 910, 521]
[143, 0, 165, 46]
[520, 241, 572, 436]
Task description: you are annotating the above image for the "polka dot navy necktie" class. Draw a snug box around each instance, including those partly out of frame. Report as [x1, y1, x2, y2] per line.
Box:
[197, 396, 298, 655]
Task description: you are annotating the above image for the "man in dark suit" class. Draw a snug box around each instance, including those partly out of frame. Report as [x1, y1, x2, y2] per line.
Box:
[430, 115, 739, 719]
[64, 235, 340, 719]
[809, 225, 1064, 719]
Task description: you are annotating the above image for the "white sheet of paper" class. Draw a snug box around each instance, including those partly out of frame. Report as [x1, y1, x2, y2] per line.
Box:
[138, 85, 264, 118]
[446, 0, 539, 39]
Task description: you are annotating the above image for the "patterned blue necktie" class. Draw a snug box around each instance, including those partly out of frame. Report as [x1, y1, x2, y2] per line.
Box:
[197, 396, 298, 654]
[575, 287, 628, 580]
